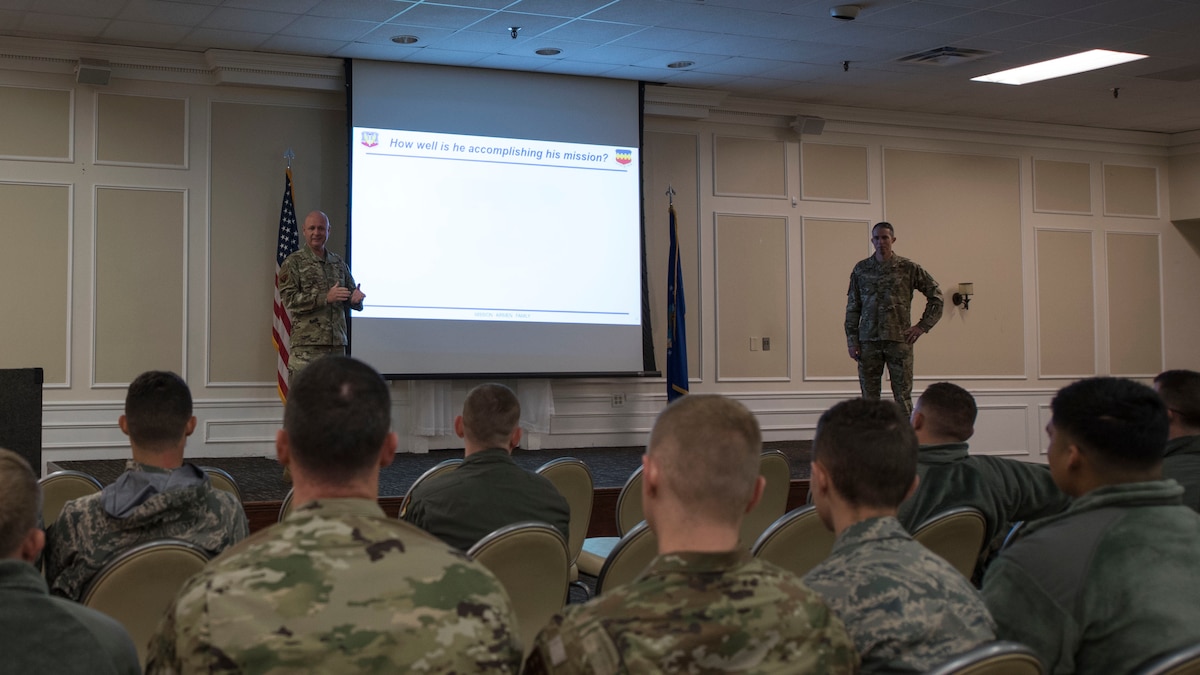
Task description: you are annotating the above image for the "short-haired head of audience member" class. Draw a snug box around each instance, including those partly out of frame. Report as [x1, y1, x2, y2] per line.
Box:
[812, 399, 918, 528]
[121, 370, 196, 452]
[0, 448, 44, 563]
[912, 382, 977, 443]
[458, 383, 522, 451]
[643, 394, 763, 536]
[1154, 369, 1200, 436]
[280, 355, 397, 487]
[1048, 376, 1168, 496]
[873, 221, 895, 237]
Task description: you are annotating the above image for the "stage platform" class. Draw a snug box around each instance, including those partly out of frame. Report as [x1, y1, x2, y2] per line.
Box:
[55, 441, 813, 536]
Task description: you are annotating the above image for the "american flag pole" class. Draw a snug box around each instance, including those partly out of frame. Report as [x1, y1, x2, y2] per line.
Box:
[271, 154, 299, 402]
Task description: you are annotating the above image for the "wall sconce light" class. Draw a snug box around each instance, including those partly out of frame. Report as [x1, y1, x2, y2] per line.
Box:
[953, 282, 973, 310]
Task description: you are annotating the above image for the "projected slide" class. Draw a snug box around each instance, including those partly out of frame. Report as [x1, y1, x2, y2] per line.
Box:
[351, 127, 641, 326]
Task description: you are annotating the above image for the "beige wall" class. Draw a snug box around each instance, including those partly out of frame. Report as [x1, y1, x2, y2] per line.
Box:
[2, 43, 1199, 464]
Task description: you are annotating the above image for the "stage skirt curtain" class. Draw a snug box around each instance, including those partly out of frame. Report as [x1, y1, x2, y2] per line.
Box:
[407, 380, 555, 437]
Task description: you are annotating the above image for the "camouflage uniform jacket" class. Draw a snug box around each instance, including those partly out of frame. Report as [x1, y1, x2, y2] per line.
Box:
[804, 517, 995, 674]
[983, 481, 1200, 675]
[524, 550, 858, 675]
[277, 245, 361, 346]
[0, 559, 141, 675]
[45, 460, 248, 601]
[845, 254, 943, 347]
[404, 448, 571, 551]
[898, 443, 1070, 545]
[1163, 435, 1200, 512]
[144, 498, 523, 675]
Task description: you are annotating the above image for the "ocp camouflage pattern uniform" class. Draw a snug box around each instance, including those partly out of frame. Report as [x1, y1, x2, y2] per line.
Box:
[1163, 434, 1200, 512]
[45, 461, 248, 601]
[524, 550, 858, 675]
[845, 254, 942, 414]
[804, 517, 995, 674]
[278, 246, 362, 383]
[145, 498, 522, 675]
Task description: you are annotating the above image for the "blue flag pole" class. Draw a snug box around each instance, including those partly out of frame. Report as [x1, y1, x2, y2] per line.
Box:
[666, 189, 688, 402]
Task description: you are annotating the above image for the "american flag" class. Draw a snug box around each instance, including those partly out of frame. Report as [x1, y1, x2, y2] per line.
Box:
[271, 169, 299, 402]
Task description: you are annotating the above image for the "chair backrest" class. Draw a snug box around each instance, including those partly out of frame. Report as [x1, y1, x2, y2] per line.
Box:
[198, 465, 242, 502]
[398, 458, 463, 518]
[536, 458, 594, 566]
[278, 488, 296, 523]
[616, 465, 644, 535]
[751, 505, 836, 578]
[82, 539, 211, 666]
[738, 450, 792, 548]
[467, 521, 569, 657]
[595, 520, 658, 596]
[925, 641, 1044, 675]
[1135, 642, 1200, 675]
[912, 506, 988, 579]
[39, 470, 103, 526]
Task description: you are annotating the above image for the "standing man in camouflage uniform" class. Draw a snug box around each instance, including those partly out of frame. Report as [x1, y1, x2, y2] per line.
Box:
[845, 222, 943, 414]
[805, 398, 995, 674]
[45, 371, 248, 601]
[525, 394, 857, 675]
[146, 356, 522, 674]
[278, 210, 365, 386]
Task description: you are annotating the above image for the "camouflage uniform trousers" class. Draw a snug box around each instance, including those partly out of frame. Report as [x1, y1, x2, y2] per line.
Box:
[858, 340, 914, 415]
[287, 344, 345, 389]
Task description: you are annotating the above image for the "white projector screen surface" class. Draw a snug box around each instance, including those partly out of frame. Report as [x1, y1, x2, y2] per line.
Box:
[347, 61, 645, 378]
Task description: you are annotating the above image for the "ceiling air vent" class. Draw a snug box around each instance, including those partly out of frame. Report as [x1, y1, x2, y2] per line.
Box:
[895, 46, 997, 66]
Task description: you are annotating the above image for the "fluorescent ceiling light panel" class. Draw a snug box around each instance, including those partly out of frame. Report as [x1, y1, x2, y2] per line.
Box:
[971, 49, 1147, 85]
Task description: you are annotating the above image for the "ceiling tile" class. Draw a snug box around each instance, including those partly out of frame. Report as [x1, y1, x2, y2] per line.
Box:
[389, 3, 495, 30]
[259, 34, 351, 57]
[102, 19, 193, 45]
[200, 7, 298, 33]
[309, 0, 413, 22]
[507, 0, 618, 19]
[117, 0, 215, 25]
[356, 23, 455, 45]
[29, 0, 124, 19]
[178, 27, 271, 50]
[20, 11, 109, 37]
[281, 16, 379, 41]
[539, 19, 644, 44]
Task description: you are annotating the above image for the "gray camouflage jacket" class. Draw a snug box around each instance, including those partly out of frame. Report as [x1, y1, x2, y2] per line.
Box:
[805, 516, 995, 674]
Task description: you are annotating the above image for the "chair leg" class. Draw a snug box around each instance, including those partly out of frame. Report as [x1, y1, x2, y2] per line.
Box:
[569, 579, 592, 601]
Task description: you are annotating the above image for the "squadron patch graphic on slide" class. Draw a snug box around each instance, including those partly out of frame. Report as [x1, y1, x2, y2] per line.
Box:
[360, 131, 379, 148]
[615, 149, 632, 165]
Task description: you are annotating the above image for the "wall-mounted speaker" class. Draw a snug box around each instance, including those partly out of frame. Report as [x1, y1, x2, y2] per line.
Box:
[790, 115, 826, 136]
[75, 58, 111, 86]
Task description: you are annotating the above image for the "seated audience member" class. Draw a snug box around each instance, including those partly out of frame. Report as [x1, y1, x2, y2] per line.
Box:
[0, 448, 140, 675]
[45, 370, 248, 601]
[899, 382, 1069, 546]
[404, 383, 569, 550]
[983, 377, 1200, 675]
[525, 395, 857, 675]
[146, 356, 522, 673]
[1155, 369, 1200, 511]
[805, 398, 995, 674]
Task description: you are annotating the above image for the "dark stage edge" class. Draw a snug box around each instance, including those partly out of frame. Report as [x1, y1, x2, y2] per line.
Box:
[55, 441, 813, 503]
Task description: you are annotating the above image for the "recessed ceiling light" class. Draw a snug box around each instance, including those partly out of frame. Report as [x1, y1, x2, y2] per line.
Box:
[535, 48, 562, 56]
[390, 35, 419, 45]
[971, 49, 1147, 85]
[667, 60, 695, 69]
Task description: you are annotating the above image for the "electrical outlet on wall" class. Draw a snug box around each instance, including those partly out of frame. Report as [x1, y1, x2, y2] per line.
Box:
[762, 336, 771, 351]
[611, 393, 625, 407]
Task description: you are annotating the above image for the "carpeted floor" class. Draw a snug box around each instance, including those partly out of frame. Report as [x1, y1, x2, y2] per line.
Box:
[56, 440, 812, 503]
